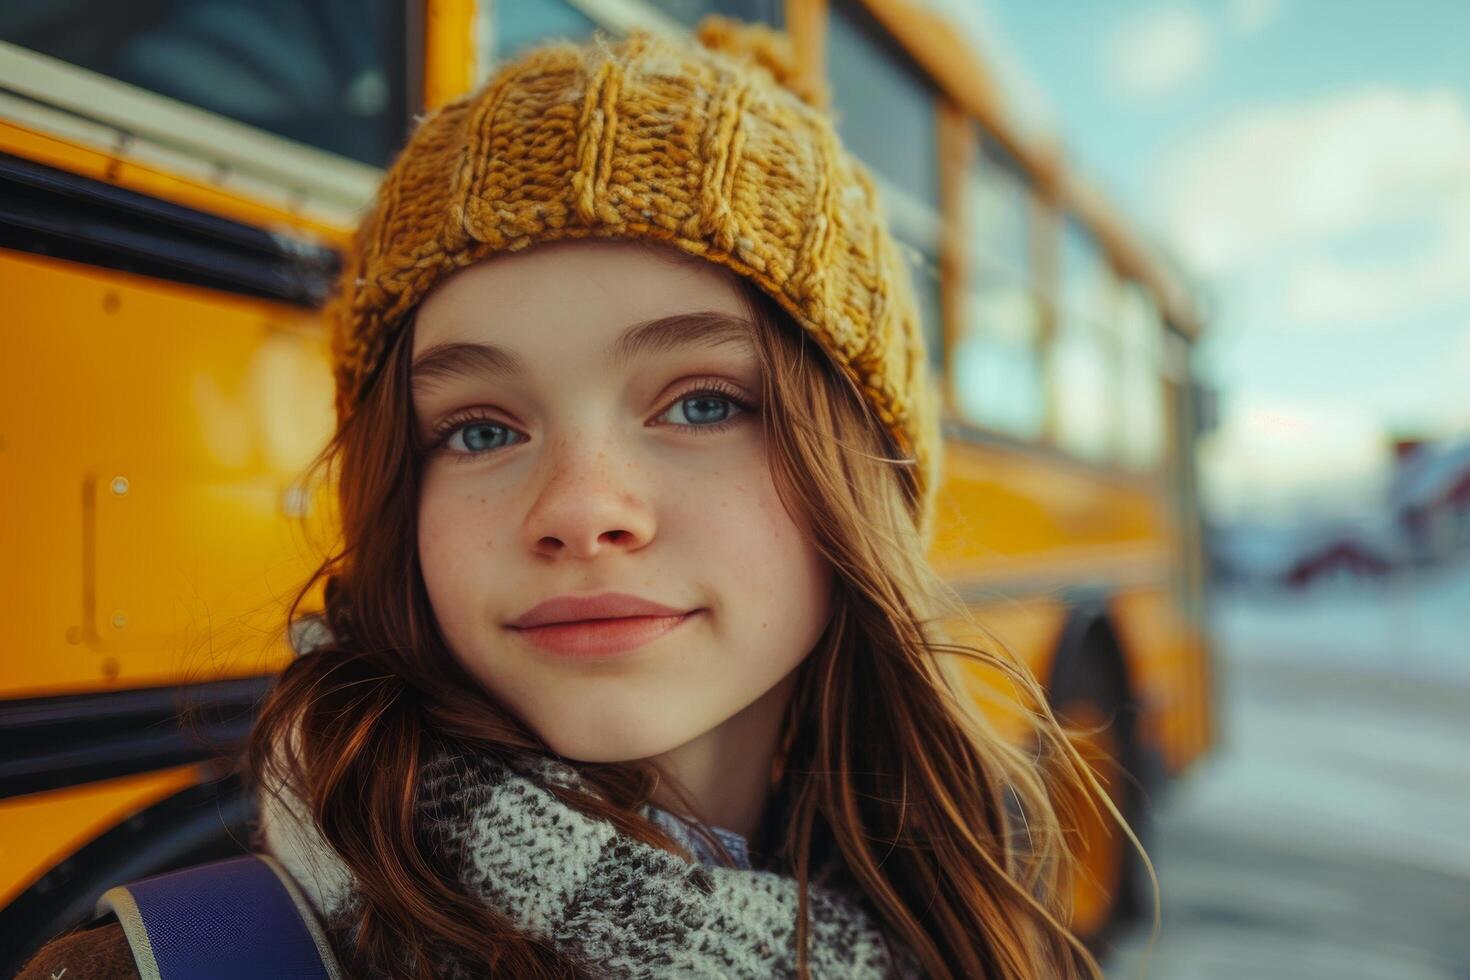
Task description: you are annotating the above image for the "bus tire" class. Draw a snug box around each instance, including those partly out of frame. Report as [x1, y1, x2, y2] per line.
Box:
[1045, 617, 1150, 953]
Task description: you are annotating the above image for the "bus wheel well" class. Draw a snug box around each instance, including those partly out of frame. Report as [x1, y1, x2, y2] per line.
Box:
[1047, 607, 1139, 746]
[1044, 603, 1151, 944]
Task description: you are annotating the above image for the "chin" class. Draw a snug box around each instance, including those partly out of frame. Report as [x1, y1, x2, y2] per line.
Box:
[538, 720, 694, 765]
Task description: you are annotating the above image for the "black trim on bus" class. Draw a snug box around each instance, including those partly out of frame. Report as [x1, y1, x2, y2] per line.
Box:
[0, 152, 338, 305]
[0, 773, 253, 978]
[399, 0, 425, 146]
[0, 675, 274, 800]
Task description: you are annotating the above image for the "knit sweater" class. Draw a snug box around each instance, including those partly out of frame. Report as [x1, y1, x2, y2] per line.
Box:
[19, 751, 921, 979]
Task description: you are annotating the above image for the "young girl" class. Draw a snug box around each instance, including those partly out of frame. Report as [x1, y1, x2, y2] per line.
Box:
[21, 17, 1138, 980]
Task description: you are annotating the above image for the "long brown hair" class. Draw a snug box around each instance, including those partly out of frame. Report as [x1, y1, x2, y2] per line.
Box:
[246, 251, 1143, 979]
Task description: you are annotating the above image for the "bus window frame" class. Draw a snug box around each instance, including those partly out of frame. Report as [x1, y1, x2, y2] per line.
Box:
[1051, 213, 1124, 465]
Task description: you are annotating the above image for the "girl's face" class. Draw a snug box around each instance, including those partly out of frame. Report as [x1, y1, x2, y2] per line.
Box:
[412, 239, 832, 763]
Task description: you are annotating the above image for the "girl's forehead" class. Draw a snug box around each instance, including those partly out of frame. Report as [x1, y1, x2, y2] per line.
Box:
[411, 239, 750, 354]
[409, 310, 759, 403]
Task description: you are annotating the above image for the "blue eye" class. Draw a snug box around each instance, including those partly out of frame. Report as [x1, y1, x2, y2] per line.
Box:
[428, 381, 753, 464]
[664, 393, 739, 426]
[656, 380, 753, 431]
[423, 416, 523, 464]
[445, 421, 521, 455]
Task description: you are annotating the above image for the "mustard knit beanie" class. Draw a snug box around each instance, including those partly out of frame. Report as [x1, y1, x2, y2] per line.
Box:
[329, 17, 943, 540]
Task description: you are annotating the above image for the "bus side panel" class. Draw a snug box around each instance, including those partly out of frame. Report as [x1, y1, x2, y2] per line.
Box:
[929, 436, 1198, 773]
[941, 596, 1069, 744]
[0, 766, 201, 911]
[929, 438, 1172, 582]
[1, 250, 334, 699]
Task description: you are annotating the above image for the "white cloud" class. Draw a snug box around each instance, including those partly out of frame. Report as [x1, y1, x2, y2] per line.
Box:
[1106, 6, 1212, 99]
[1162, 89, 1470, 508]
[1283, 225, 1470, 326]
[1155, 87, 1470, 285]
[1226, 0, 1281, 35]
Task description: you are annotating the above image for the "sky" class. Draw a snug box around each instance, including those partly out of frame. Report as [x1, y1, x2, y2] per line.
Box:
[968, 0, 1470, 518]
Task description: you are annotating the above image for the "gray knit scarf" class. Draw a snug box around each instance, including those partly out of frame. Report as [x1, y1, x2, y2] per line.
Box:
[260, 748, 923, 978]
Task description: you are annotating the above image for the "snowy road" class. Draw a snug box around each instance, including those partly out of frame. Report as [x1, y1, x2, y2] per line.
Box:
[1106, 568, 1470, 980]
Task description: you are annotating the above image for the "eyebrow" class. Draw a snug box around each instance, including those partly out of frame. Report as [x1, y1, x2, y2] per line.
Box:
[411, 311, 756, 397]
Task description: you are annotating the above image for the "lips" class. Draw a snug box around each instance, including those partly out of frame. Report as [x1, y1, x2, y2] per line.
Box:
[508, 592, 690, 629]
[511, 614, 694, 657]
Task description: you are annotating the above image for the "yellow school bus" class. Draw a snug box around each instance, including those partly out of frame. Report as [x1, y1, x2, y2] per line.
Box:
[0, 0, 1214, 969]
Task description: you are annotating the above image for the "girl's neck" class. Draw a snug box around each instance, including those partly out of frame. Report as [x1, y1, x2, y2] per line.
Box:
[647, 668, 798, 841]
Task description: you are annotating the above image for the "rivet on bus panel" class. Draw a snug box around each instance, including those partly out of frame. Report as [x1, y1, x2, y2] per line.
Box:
[282, 484, 312, 518]
[110, 476, 130, 496]
[111, 612, 127, 630]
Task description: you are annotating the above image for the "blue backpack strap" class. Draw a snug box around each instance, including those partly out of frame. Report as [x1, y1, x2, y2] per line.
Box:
[96, 853, 344, 980]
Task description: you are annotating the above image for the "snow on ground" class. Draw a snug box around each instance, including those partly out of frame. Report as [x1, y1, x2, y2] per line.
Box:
[1106, 561, 1470, 979]
[1201, 560, 1470, 878]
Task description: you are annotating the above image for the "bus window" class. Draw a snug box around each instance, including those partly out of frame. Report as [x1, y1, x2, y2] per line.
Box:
[493, 0, 598, 61]
[1118, 281, 1165, 471]
[1052, 218, 1118, 463]
[0, 0, 398, 167]
[643, 0, 782, 29]
[955, 282, 1046, 440]
[493, 1, 778, 64]
[970, 133, 1031, 285]
[826, 0, 943, 372]
[826, 0, 940, 213]
[1060, 213, 1114, 323]
[953, 132, 1046, 441]
[903, 239, 945, 375]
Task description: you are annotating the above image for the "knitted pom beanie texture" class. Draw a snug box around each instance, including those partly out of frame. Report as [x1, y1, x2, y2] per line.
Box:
[329, 17, 943, 536]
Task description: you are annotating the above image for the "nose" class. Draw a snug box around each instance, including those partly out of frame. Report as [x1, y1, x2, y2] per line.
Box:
[521, 433, 656, 560]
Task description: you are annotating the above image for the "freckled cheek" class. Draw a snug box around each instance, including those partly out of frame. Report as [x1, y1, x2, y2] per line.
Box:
[680, 471, 814, 604]
[417, 478, 518, 610]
